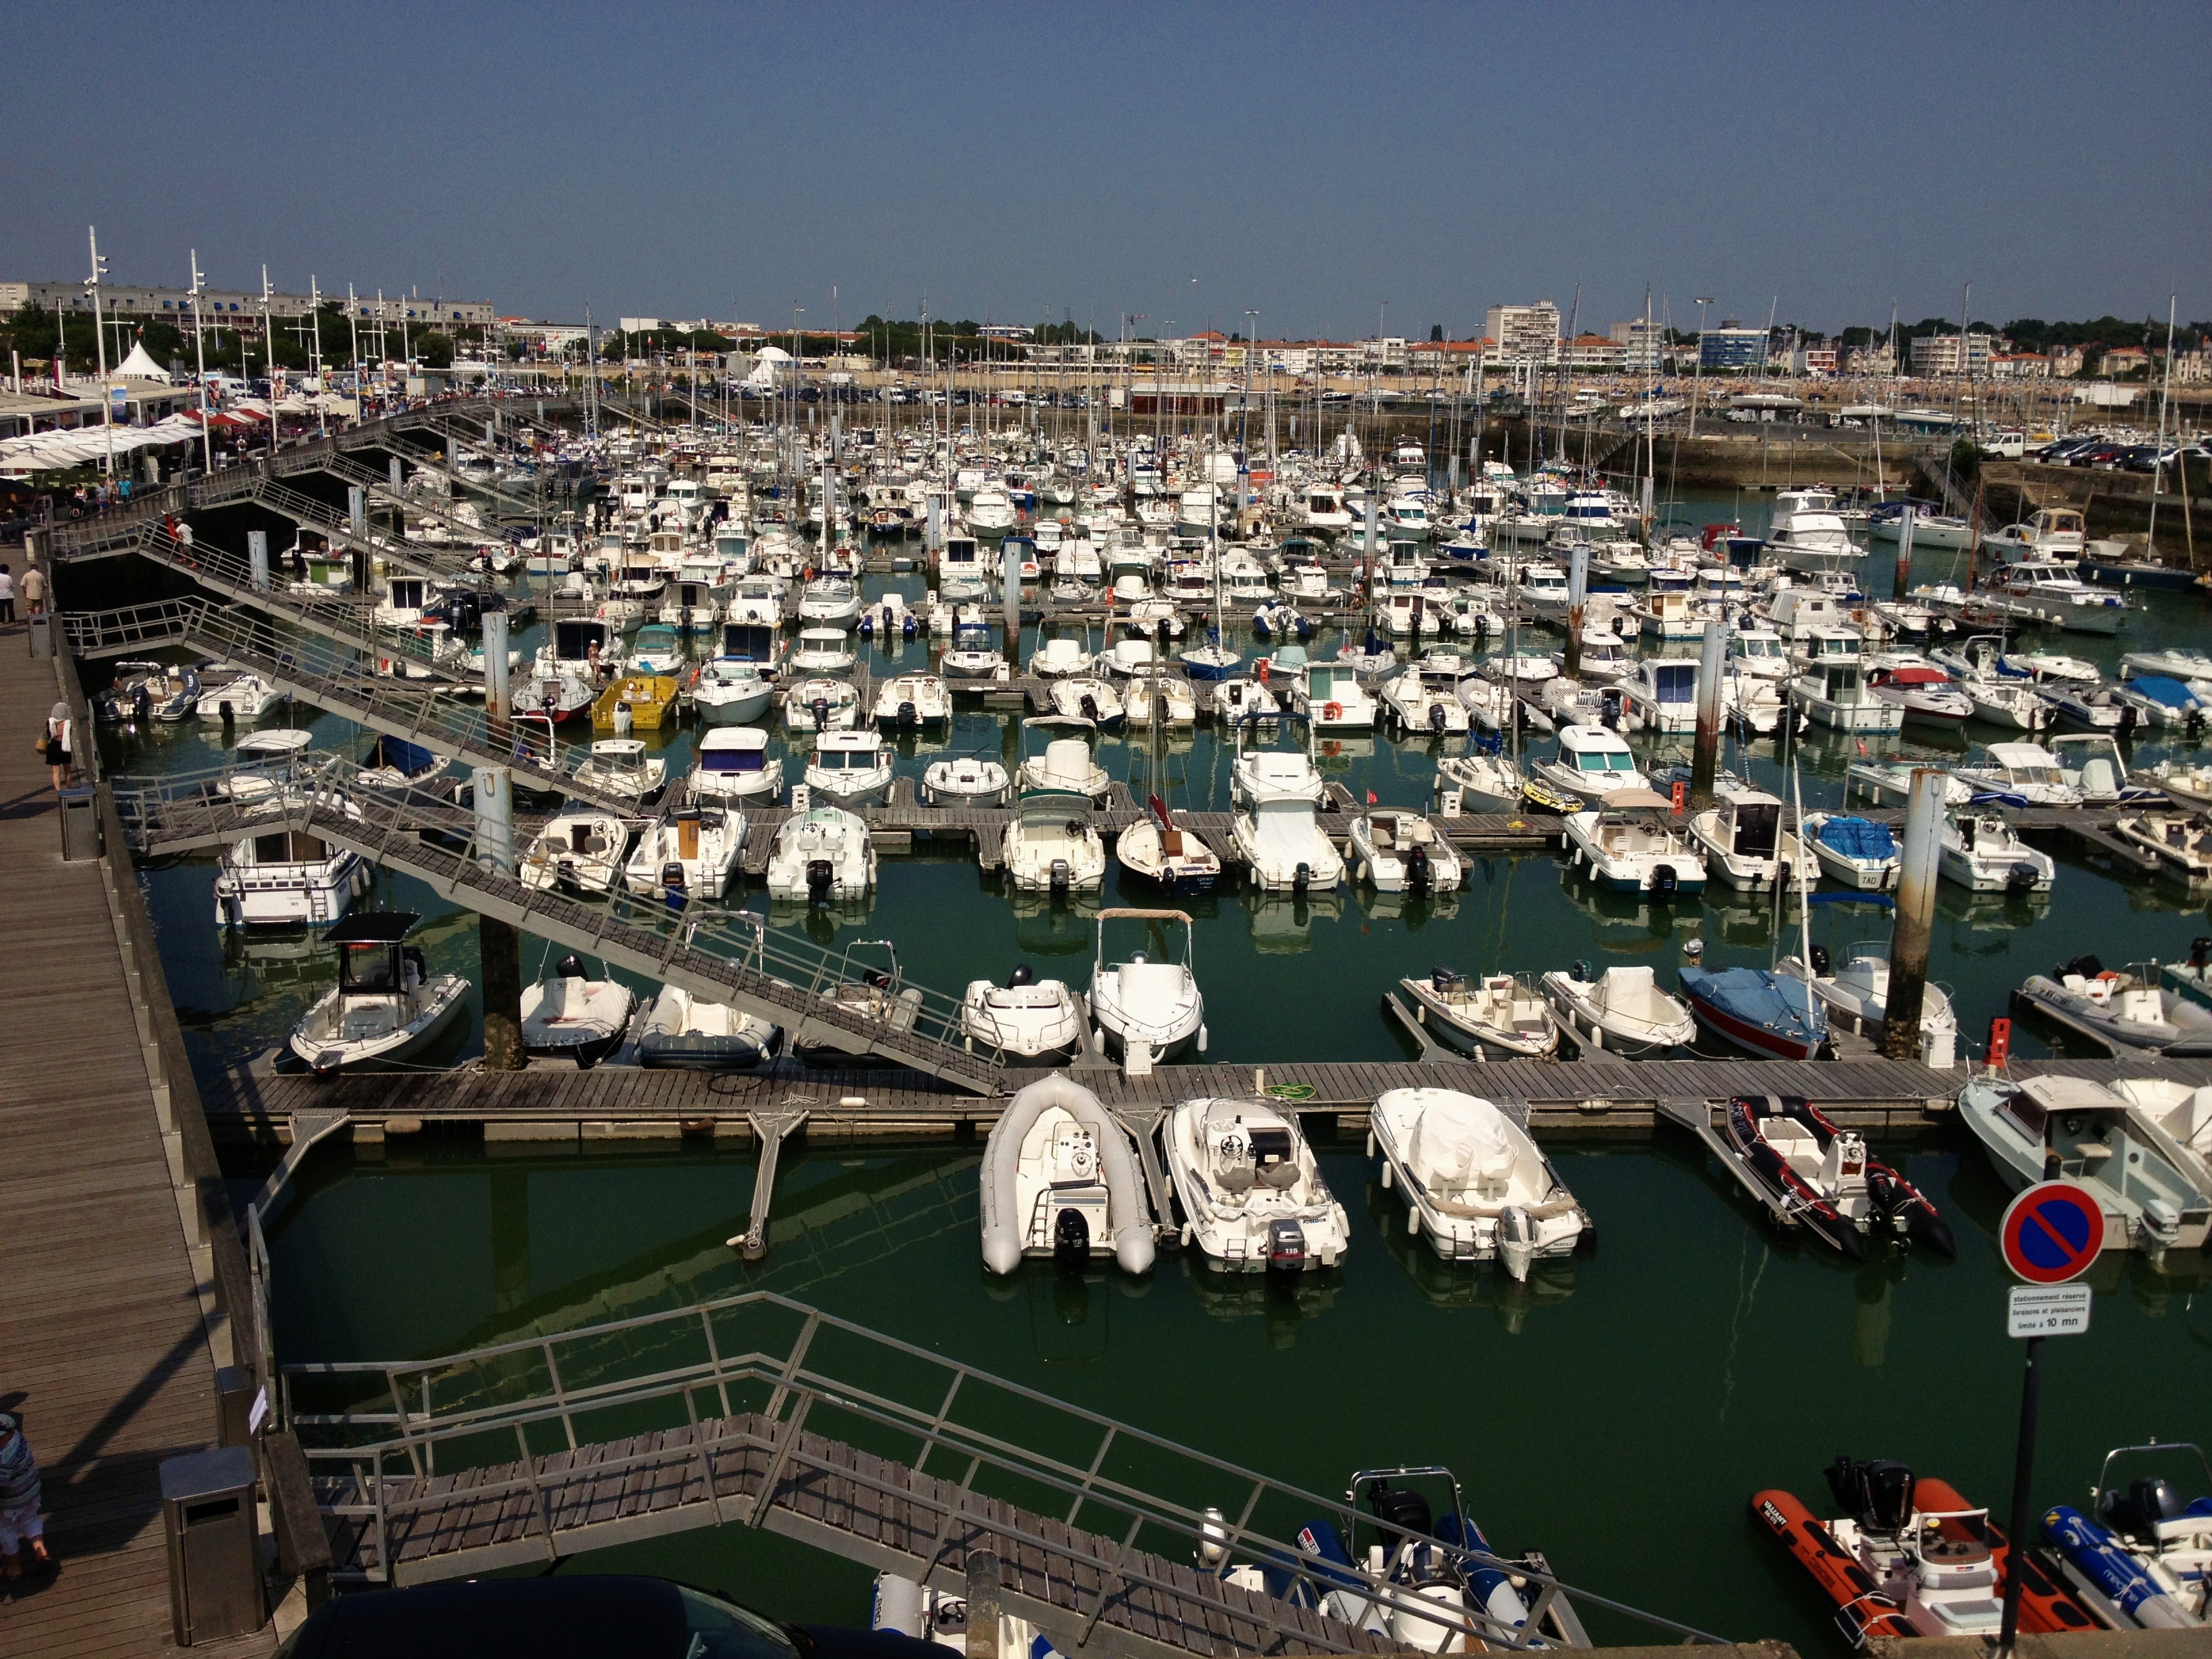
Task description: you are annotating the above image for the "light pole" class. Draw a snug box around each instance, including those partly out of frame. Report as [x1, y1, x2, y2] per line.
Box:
[86, 227, 116, 482]
[1687, 296, 1715, 441]
[188, 249, 213, 474]
[262, 265, 279, 446]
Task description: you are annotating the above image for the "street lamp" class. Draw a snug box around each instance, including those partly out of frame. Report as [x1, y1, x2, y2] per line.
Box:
[1687, 296, 1715, 441]
[86, 227, 116, 481]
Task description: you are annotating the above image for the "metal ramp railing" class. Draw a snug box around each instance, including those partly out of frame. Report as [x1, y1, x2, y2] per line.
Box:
[270, 444, 514, 545]
[277, 1291, 1725, 1650]
[108, 760, 1000, 1090]
[62, 598, 649, 815]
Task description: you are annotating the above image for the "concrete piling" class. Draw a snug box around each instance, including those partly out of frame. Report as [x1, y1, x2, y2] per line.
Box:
[1564, 542, 1589, 678]
[1691, 617, 1726, 806]
[247, 530, 269, 592]
[1894, 503, 1917, 600]
[471, 766, 525, 1071]
[1883, 767, 1946, 1061]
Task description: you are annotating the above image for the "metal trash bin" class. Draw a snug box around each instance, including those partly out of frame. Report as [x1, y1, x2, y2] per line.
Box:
[161, 1445, 264, 1645]
[58, 784, 100, 861]
[26, 612, 52, 659]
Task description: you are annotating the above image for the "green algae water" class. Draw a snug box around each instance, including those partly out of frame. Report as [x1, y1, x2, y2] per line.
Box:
[104, 494, 2212, 1648]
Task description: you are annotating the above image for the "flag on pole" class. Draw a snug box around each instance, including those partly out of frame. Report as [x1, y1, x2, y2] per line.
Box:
[1366, 789, 1378, 804]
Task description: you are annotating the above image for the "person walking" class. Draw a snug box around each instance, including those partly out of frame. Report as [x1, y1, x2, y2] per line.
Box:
[0, 565, 14, 626]
[0, 1413, 48, 1578]
[19, 562, 47, 616]
[43, 701, 73, 790]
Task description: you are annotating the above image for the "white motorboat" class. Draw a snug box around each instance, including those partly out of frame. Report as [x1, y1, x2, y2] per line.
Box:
[623, 804, 745, 901]
[2112, 809, 2212, 882]
[520, 809, 631, 895]
[1285, 657, 1378, 733]
[805, 729, 895, 806]
[1048, 675, 1126, 729]
[961, 968, 1086, 1065]
[519, 954, 638, 1069]
[1532, 724, 1648, 806]
[1379, 657, 1473, 737]
[214, 825, 369, 928]
[1563, 792, 1709, 896]
[1790, 657, 1903, 733]
[1121, 667, 1197, 729]
[1782, 945, 1958, 1067]
[514, 667, 596, 726]
[1002, 785, 1107, 894]
[1162, 1096, 1349, 1271]
[872, 673, 953, 731]
[1687, 779, 1809, 891]
[920, 754, 1012, 807]
[1017, 720, 1112, 802]
[1229, 719, 1345, 893]
[1616, 657, 1699, 735]
[1866, 657, 1974, 725]
[1765, 487, 1860, 575]
[1800, 813, 1901, 890]
[1957, 1073, 2211, 1255]
[1397, 967, 1559, 1059]
[798, 575, 863, 624]
[194, 670, 287, 721]
[285, 913, 468, 1073]
[635, 986, 781, 1069]
[1212, 676, 1281, 724]
[1539, 963, 1697, 1057]
[788, 626, 857, 675]
[783, 676, 861, 732]
[2122, 647, 2212, 682]
[1731, 627, 1792, 681]
[2106, 1077, 2212, 1197]
[1948, 742, 2083, 806]
[571, 738, 669, 804]
[1086, 907, 1205, 1073]
[690, 657, 775, 725]
[1434, 737, 1527, 813]
[1103, 637, 1157, 679]
[1347, 809, 1464, 894]
[690, 727, 783, 807]
[1939, 809, 2055, 893]
[1369, 1088, 1586, 1277]
[623, 623, 687, 678]
[2017, 955, 2212, 1057]
[1727, 673, 1787, 735]
[977, 1073, 1153, 1273]
[764, 802, 877, 903]
[1029, 635, 1096, 679]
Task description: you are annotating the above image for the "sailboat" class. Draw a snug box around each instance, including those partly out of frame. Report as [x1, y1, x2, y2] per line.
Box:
[1179, 441, 1242, 681]
[1115, 684, 1223, 893]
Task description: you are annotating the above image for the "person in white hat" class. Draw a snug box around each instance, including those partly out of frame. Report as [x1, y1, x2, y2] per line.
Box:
[0, 1412, 47, 1576]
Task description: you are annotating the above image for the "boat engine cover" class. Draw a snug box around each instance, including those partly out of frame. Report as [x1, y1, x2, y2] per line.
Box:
[1826, 1457, 1915, 1537]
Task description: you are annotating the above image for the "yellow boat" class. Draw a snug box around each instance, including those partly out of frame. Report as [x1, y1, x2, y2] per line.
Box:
[591, 674, 679, 732]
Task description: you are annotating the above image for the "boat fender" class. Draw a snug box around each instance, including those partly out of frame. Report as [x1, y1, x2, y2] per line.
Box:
[1438, 1513, 1534, 1635]
[870, 1573, 926, 1638]
[2042, 1505, 2196, 1629]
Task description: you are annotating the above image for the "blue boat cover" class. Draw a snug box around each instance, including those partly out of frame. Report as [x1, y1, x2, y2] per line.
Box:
[1816, 816, 1895, 859]
[1681, 965, 1824, 1037]
[363, 735, 436, 776]
[2130, 675, 2199, 710]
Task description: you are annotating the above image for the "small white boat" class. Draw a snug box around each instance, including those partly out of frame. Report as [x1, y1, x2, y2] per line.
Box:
[1120, 667, 1197, 729]
[1397, 967, 1559, 1059]
[2016, 955, 2212, 1057]
[1115, 793, 1222, 894]
[961, 968, 1086, 1064]
[1002, 785, 1107, 894]
[1379, 657, 1473, 736]
[286, 913, 468, 1073]
[519, 955, 638, 1069]
[783, 676, 861, 732]
[690, 727, 783, 807]
[921, 754, 1012, 807]
[1017, 720, 1111, 802]
[1948, 743, 2083, 807]
[1369, 1088, 1586, 1277]
[194, 670, 287, 721]
[1939, 810, 2054, 893]
[1347, 808, 1464, 893]
[214, 824, 369, 928]
[805, 729, 895, 806]
[1229, 720, 1345, 893]
[1801, 813, 1901, 890]
[571, 738, 669, 804]
[2112, 809, 2212, 882]
[764, 803, 876, 903]
[1029, 635, 1095, 679]
[1540, 962, 1697, 1057]
[798, 575, 863, 624]
[978, 1073, 1153, 1273]
[623, 804, 745, 901]
[2106, 1077, 2212, 1197]
[520, 809, 630, 895]
[636, 986, 781, 1069]
[788, 626, 857, 675]
[1048, 675, 1126, 729]
[1686, 779, 1809, 892]
[690, 657, 775, 725]
[1212, 676, 1281, 724]
[1562, 791, 1709, 897]
[1162, 1095, 1349, 1271]
[1533, 724, 1649, 806]
[872, 673, 953, 730]
[1782, 945, 1958, 1067]
[1087, 907, 1205, 1074]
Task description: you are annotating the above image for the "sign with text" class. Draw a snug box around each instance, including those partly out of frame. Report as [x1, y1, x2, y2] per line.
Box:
[2007, 1284, 2092, 1338]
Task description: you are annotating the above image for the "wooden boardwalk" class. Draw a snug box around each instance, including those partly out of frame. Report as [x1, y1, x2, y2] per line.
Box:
[0, 617, 244, 1652]
[313, 1408, 1391, 1658]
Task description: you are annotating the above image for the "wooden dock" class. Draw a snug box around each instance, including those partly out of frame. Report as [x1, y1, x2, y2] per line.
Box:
[0, 621, 251, 1654]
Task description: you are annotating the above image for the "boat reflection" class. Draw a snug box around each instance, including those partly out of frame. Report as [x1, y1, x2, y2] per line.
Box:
[1179, 1250, 1338, 1347]
[1364, 1179, 1576, 1332]
[1246, 890, 1343, 953]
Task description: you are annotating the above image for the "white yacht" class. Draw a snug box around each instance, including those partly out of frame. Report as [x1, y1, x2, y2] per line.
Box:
[783, 676, 861, 732]
[520, 809, 631, 895]
[1686, 779, 1809, 891]
[764, 802, 877, 903]
[1380, 655, 1474, 736]
[920, 754, 1012, 807]
[1347, 808, 1464, 894]
[1939, 808, 2055, 893]
[1086, 907, 1206, 1073]
[286, 914, 468, 1073]
[1790, 653, 1902, 733]
[1016, 722, 1112, 802]
[872, 673, 953, 731]
[1562, 790, 1709, 896]
[1229, 722, 1345, 893]
[571, 739, 669, 804]
[798, 575, 863, 625]
[1617, 656, 1699, 734]
[1532, 724, 1648, 806]
[1948, 743, 2083, 806]
[1765, 487, 1860, 575]
[1396, 968, 1559, 1059]
[689, 728, 783, 807]
[1048, 675, 1126, 729]
[1540, 963, 1698, 1057]
[1002, 782, 1107, 895]
[1368, 1088, 1586, 1277]
[1730, 628, 1792, 681]
[1285, 657, 1378, 733]
[787, 627, 857, 675]
[623, 805, 744, 901]
[805, 729, 895, 806]
[689, 656, 774, 726]
[1162, 1097, 1349, 1271]
[194, 671, 287, 721]
[214, 826, 368, 928]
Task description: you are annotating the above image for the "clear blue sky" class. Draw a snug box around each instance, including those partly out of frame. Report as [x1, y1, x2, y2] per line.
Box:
[11, 1, 2205, 340]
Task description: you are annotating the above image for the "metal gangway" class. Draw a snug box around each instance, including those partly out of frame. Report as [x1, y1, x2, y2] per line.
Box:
[274, 1290, 1726, 1652]
[272, 441, 525, 544]
[108, 755, 1000, 1090]
[63, 597, 650, 817]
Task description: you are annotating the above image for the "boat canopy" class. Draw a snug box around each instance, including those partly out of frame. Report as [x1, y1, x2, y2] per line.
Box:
[2131, 676, 2199, 710]
[1817, 817, 1896, 859]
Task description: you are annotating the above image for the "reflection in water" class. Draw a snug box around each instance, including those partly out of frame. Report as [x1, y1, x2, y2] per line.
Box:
[1362, 887, 1460, 927]
[1180, 1252, 1338, 1348]
[1364, 1179, 1576, 1332]
[1853, 1254, 1906, 1368]
[1248, 890, 1342, 953]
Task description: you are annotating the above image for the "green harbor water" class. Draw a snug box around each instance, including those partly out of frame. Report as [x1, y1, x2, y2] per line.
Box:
[100, 494, 2212, 1648]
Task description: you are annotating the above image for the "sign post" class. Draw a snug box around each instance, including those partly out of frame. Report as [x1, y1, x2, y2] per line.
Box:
[1994, 1179, 2104, 1654]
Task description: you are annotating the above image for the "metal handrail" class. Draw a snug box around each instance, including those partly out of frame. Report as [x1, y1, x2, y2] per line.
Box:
[282, 1290, 1728, 1647]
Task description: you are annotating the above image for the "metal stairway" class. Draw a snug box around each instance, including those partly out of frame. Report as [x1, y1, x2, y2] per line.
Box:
[270, 443, 519, 544]
[108, 763, 1000, 1090]
[274, 1292, 1720, 1649]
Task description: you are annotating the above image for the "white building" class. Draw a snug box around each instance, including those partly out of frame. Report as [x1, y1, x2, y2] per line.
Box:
[1908, 333, 1995, 376]
[1608, 320, 1664, 372]
[1484, 303, 1561, 366]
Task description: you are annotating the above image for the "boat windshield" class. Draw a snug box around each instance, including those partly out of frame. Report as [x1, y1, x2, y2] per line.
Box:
[1579, 751, 1638, 773]
[1999, 1087, 2049, 1142]
[705, 750, 763, 774]
[339, 943, 398, 994]
[1912, 1509, 1993, 1565]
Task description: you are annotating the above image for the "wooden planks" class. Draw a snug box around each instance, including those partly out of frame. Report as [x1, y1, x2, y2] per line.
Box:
[0, 629, 229, 1656]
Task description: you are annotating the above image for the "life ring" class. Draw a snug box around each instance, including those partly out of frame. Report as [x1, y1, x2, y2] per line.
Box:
[1324, 700, 1344, 721]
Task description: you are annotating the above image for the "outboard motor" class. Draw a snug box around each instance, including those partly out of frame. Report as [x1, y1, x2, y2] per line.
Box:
[1406, 843, 1432, 892]
[2191, 936, 2212, 972]
[661, 861, 688, 911]
[903, 612, 918, 638]
[858, 611, 875, 639]
[1079, 692, 1099, 720]
[1052, 1206, 1091, 1270]
[1650, 863, 1679, 902]
[1427, 701, 1446, 733]
[2102, 1476, 2188, 1541]
[806, 857, 834, 904]
[1008, 962, 1036, 988]
[1431, 965, 1462, 996]
[811, 696, 831, 729]
[898, 699, 917, 726]
[2059, 952, 2105, 981]
[1810, 943, 1831, 976]
[556, 953, 588, 980]
[1293, 860, 1311, 893]
[1570, 959, 1593, 983]
[1265, 1217, 1307, 1273]
[1050, 857, 1071, 893]
[1366, 1483, 1435, 1560]
[2006, 863, 2040, 895]
[1825, 1457, 1916, 1539]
